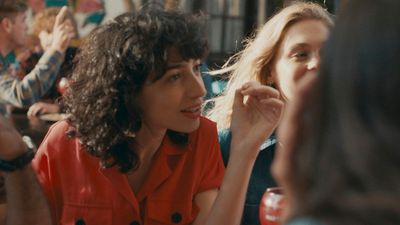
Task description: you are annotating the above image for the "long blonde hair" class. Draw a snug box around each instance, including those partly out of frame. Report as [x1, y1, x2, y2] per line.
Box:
[207, 1, 333, 129]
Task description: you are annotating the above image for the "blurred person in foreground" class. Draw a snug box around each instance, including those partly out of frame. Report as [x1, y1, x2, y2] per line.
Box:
[273, 0, 400, 225]
[0, 0, 73, 117]
[0, 114, 52, 224]
[0, 8, 282, 225]
[207, 2, 333, 224]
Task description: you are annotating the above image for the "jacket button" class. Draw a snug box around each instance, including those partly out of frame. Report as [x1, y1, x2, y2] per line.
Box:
[75, 218, 85, 225]
[171, 212, 182, 223]
[130, 221, 140, 225]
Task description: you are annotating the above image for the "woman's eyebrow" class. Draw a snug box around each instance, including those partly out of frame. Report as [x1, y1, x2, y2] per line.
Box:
[287, 43, 310, 54]
[166, 61, 187, 70]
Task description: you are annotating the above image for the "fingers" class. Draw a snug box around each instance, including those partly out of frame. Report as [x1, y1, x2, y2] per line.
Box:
[27, 104, 42, 117]
[54, 6, 68, 28]
[51, 19, 74, 53]
[27, 103, 60, 117]
[260, 98, 284, 116]
[233, 81, 283, 117]
[232, 88, 244, 108]
[241, 81, 280, 100]
[246, 94, 284, 125]
[229, 81, 284, 156]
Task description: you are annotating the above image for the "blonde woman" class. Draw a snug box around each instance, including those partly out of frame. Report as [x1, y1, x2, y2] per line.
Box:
[207, 2, 333, 225]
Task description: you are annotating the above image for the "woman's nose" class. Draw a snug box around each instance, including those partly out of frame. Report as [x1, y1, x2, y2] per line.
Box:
[188, 73, 206, 98]
[307, 54, 321, 71]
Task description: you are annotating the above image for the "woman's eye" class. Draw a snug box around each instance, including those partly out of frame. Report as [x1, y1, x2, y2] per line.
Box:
[168, 74, 182, 82]
[193, 63, 201, 73]
[293, 51, 309, 60]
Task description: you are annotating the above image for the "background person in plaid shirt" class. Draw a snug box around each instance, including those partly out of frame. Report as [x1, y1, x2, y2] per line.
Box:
[0, 0, 73, 116]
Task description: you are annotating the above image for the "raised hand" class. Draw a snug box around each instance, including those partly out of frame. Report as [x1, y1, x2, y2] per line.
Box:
[230, 81, 284, 160]
[50, 6, 74, 53]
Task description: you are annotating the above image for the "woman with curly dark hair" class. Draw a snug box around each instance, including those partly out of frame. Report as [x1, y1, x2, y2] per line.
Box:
[28, 8, 283, 225]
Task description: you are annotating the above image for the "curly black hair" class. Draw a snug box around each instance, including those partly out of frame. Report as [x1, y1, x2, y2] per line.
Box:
[64, 9, 208, 173]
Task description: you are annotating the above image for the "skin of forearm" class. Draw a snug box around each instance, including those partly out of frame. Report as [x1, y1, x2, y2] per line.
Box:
[201, 147, 257, 225]
[3, 165, 53, 225]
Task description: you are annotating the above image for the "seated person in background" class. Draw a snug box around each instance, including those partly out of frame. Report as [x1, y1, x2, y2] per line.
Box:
[10, 8, 282, 225]
[0, 1, 73, 117]
[273, 0, 400, 225]
[207, 2, 333, 225]
[26, 7, 79, 116]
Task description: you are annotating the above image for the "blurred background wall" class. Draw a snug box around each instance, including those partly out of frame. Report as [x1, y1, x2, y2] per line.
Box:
[26, 0, 342, 66]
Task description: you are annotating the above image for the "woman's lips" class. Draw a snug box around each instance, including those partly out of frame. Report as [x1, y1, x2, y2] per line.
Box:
[181, 106, 201, 119]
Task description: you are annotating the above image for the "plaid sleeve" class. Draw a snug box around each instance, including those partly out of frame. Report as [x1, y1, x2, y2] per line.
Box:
[0, 49, 63, 108]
